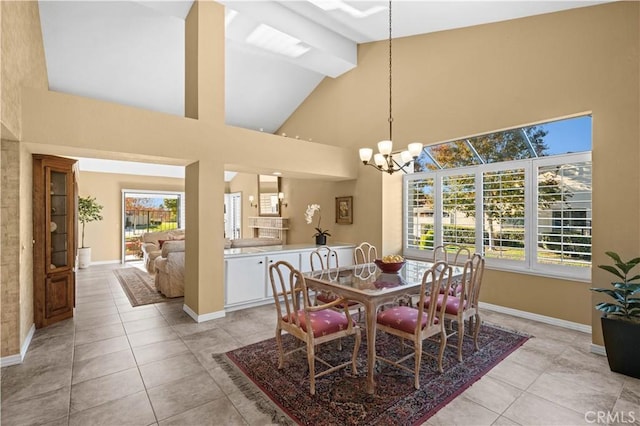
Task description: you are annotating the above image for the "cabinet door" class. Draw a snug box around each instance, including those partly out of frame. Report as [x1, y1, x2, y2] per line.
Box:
[335, 247, 355, 268]
[45, 272, 74, 322]
[266, 252, 300, 298]
[299, 250, 313, 272]
[225, 257, 266, 305]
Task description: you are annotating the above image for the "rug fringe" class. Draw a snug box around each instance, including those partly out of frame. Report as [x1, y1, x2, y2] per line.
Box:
[212, 353, 296, 425]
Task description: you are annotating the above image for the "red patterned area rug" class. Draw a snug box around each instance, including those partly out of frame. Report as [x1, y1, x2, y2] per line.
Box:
[214, 323, 530, 425]
[113, 268, 168, 307]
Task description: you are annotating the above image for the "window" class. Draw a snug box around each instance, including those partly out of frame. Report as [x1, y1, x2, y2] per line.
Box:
[442, 172, 475, 250]
[536, 161, 592, 268]
[404, 115, 592, 280]
[483, 168, 526, 261]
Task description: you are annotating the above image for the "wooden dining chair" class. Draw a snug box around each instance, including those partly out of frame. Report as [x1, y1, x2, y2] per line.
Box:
[268, 260, 361, 395]
[310, 245, 338, 271]
[311, 247, 363, 322]
[431, 244, 471, 266]
[424, 253, 485, 362]
[431, 244, 472, 295]
[354, 242, 378, 264]
[376, 260, 453, 389]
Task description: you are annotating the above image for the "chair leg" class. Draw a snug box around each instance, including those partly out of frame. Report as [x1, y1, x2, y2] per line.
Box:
[414, 338, 422, 389]
[472, 313, 482, 351]
[275, 326, 284, 369]
[457, 316, 465, 363]
[351, 329, 361, 375]
[437, 329, 447, 373]
[307, 341, 316, 395]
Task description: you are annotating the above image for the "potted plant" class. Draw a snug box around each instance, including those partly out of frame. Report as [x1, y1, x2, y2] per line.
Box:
[78, 196, 104, 269]
[591, 251, 640, 378]
[305, 204, 331, 245]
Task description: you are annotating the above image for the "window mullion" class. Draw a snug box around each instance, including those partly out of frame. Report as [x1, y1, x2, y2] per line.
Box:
[525, 161, 535, 270]
[475, 169, 484, 255]
[434, 175, 443, 247]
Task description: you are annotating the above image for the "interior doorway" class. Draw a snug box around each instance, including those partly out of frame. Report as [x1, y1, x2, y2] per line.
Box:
[224, 192, 242, 240]
[121, 190, 185, 263]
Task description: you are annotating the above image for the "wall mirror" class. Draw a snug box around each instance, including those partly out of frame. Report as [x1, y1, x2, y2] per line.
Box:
[258, 175, 280, 217]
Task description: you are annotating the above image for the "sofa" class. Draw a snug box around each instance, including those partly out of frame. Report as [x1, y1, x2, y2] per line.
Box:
[141, 229, 185, 273]
[154, 240, 185, 298]
[224, 237, 282, 249]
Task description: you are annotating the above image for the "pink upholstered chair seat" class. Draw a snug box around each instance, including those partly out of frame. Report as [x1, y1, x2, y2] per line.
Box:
[283, 309, 351, 337]
[377, 306, 439, 334]
[424, 294, 467, 315]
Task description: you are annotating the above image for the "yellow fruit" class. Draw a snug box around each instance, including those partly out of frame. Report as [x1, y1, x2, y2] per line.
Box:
[382, 254, 404, 263]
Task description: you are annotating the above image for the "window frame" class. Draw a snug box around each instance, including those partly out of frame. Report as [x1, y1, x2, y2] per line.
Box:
[403, 151, 592, 281]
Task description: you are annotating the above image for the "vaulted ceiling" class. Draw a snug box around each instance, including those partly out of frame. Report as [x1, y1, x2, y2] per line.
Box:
[37, 1, 608, 177]
[38, 0, 607, 136]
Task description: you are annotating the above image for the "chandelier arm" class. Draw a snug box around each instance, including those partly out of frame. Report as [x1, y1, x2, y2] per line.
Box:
[391, 157, 411, 174]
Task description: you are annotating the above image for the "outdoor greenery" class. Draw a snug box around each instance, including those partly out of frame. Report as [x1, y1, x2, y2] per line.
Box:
[413, 126, 572, 252]
[78, 196, 104, 248]
[408, 124, 593, 267]
[591, 251, 640, 322]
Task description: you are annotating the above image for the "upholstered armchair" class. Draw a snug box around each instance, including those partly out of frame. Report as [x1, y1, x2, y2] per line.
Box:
[154, 240, 185, 298]
[141, 229, 185, 273]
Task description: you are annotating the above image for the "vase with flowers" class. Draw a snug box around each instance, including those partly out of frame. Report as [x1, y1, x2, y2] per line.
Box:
[305, 204, 331, 245]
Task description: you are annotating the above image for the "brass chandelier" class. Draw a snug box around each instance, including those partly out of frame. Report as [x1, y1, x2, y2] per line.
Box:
[358, 0, 423, 174]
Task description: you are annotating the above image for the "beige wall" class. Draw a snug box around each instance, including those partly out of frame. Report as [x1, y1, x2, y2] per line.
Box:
[77, 171, 184, 262]
[1, 1, 638, 359]
[0, 1, 48, 140]
[0, 0, 47, 358]
[1, 140, 20, 357]
[279, 2, 640, 340]
[19, 143, 33, 352]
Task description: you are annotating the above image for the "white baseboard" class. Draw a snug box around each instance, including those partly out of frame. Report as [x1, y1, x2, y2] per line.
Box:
[89, 260, 122, 266]
[479, 302, 592, 334]
[590, 343, 607, 357]
[183, 304, 226, 323]
[1, 323, 35, 367]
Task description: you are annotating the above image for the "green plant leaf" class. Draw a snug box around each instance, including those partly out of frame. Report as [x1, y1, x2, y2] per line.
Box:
[598, 264, 625, 280]
[595, 302, 624, 314]
[605, 251, 622, 263]
[591, 288, 625, 302]
[627, 274, 640, 282]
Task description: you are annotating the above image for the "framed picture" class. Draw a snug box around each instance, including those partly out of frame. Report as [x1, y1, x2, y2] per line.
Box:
[335, 196, 353, 224]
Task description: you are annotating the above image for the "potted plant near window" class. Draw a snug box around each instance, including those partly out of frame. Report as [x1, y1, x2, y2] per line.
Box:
[591, 251, 640, 378]
[78, 196, 104, 269]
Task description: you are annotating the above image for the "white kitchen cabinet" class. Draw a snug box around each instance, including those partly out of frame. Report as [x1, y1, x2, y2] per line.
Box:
[265, 252, 301, 298]
[225, 256, 266, 306]
[224, 243, 355, 311]
[335, 247, 355, 268]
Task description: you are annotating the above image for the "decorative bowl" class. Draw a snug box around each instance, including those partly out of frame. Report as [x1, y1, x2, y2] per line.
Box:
[374, 259, 406, 273]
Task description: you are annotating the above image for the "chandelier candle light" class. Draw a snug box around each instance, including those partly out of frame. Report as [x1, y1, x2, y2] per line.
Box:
[358, 0, 423, 174]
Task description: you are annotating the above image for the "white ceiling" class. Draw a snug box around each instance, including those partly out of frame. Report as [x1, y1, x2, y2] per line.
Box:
[38, 0, 607, 176]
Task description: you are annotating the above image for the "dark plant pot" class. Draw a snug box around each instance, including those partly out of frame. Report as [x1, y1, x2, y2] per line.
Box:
[601, 316, 640, 379]
[315, 235, 327, 245]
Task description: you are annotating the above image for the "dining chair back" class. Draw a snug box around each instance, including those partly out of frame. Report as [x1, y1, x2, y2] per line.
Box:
[268, 260, 361, 395]
[354, 242, 378, 264]
[425, 253, 485, 362]
[376, 260, 453, 389]
[431, 244, 472, 265]
[311, 246, 363, 321]
[310, 246, 338, 271]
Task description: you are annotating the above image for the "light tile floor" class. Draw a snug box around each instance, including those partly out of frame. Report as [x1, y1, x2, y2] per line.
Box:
[1, 263, 639, 425]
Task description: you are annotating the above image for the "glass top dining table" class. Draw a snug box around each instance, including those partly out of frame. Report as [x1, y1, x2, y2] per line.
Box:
[303, 259, 463, 394]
